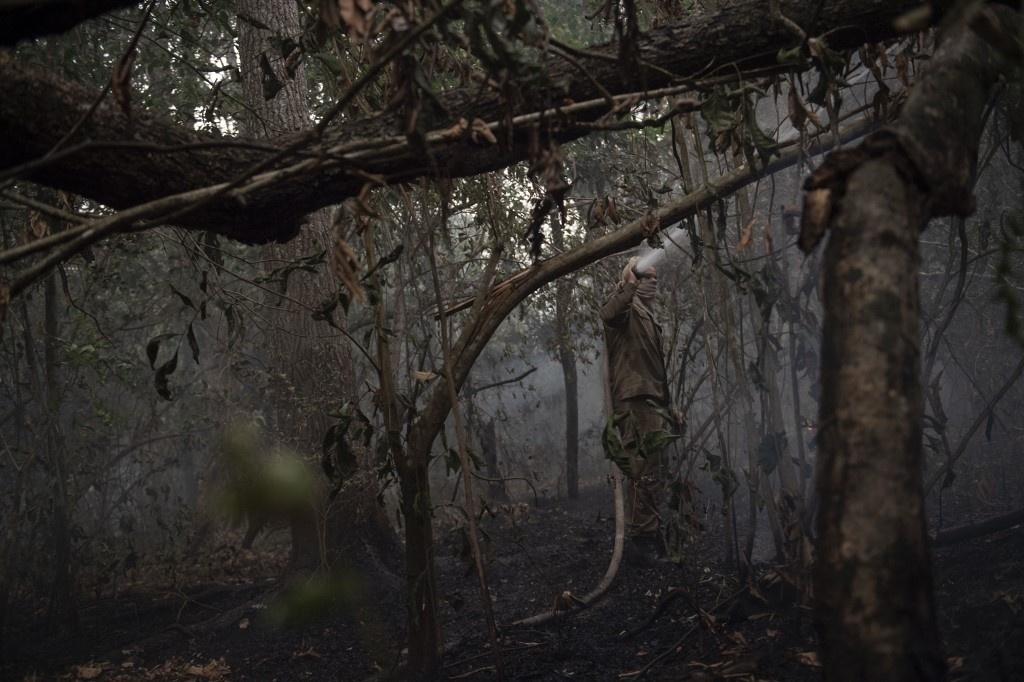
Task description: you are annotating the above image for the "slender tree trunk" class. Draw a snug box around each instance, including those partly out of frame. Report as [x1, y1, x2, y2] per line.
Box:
[552, 221, 579, 499]
[43, 266, 76, 631]
[560, 347, 580, 499]
[400, 431, 442, 677]
[481, 417, 508, 502]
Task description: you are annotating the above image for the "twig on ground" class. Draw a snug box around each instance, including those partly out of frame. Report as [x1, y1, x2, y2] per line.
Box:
[449, 665, 496, 680]
[618, 624, 699, 679]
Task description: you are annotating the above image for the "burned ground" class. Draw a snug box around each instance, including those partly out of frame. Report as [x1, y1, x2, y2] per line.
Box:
[4, 484, 1022, 681]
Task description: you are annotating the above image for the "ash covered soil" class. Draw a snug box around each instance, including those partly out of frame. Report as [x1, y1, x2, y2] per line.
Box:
[5, 485, 1023, 681]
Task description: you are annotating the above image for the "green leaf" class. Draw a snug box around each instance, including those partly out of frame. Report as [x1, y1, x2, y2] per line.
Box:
[601, 413, 634, 478]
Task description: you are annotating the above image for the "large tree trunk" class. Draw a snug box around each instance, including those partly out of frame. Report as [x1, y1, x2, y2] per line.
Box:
[812, 139, 945, 682]
[0, 0, 922, 243]
[233, 0, 399, 588]
[801, 6, 1021, 680]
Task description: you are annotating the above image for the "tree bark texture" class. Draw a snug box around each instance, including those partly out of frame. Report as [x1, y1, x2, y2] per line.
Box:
[234, 0, 399, 601]
[0, 0, 920, 243]
[813, 155, 943, 681]
[802, 6, 1021, 680]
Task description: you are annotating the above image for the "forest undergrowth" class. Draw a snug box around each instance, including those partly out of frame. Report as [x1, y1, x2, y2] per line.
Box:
[5, 485, 1022, 682]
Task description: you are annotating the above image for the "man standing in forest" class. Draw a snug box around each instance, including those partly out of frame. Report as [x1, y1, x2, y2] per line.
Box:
[601, 256, 674, 564]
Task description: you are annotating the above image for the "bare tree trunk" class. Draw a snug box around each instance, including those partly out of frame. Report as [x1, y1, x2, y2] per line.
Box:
[43, 266, 76, 632]
[552, 221, 580, 499]
[802, 6, 1021, 679]
[234, 0, 382, 575]
[560, 346, 580, 499]
[481, 417, 508, 502]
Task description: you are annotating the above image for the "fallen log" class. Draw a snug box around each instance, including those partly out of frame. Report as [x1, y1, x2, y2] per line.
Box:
[933, 507, 1024, 547]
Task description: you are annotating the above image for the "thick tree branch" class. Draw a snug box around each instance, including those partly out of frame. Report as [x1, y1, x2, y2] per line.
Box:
[0, 0, 920, 244]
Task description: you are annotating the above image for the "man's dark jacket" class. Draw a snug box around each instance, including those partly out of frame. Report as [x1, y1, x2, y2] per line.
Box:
[600, 280, 669, 410]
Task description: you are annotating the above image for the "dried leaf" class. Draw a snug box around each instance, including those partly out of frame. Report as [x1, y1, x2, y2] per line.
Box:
[185, 657, 231, 680]
[895, 53, 910, 88]
[329, 236, 366, 304]
[587, 197, 605, 227]
[737, 217, 755, 251]
[606, 196, 620, 223]
[339, 0, 376, 41]
[787, 85, 807, 131]
[28, 210, 48, 241]
[470, 118, 497, 145]
[439, 117, 469, 141]
[112, 47, 136, 118]
[893, 5, 932, 33]
[642, 212, 659, 239]
[75, 663, 106, 679]
[799, 188, 832, 253]
[795, 650, 822, 668]
[872, 87, 891, 121]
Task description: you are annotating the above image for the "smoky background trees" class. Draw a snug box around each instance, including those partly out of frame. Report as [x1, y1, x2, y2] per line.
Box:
[1, 0, 1023, 680]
